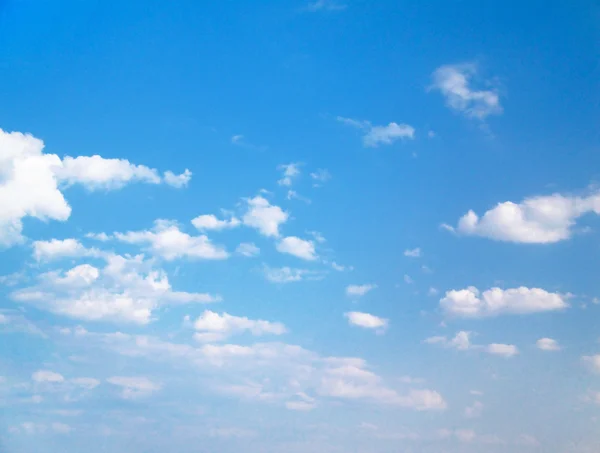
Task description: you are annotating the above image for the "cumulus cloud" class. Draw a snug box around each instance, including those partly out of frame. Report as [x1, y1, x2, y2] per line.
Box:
[486, 343, 519, 358]
[444, 190, 600, 243]
[32, 238, 100, 262]
[345, 312, 388, 333]
[536, 338, 561, 351]
[11, 253, 220, 324]
[106, 376, 161, 399]
[235, 242, 260, 257]
[114, 220, 228, 260]
[346, 284, 377, 297]
[337, 117, 415, 147]
[193, 310, 287, 343]
[430, 63, 502, 119]
[163, 169, 192, 188]
[191, 214, 240, 231]
[276, 236, 317, 261]
[242, 196, 288, 237]
[440, 286, 568, 318]
[0, 128, 189, 248]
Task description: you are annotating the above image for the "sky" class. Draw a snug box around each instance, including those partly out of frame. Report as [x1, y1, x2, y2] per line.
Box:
[0, 0, 599, 452]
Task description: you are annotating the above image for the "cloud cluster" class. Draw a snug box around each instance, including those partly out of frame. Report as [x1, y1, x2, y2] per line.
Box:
[0, 128, 189, 247]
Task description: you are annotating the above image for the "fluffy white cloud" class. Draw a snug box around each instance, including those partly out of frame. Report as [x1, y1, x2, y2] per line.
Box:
[56, 155, 161, 189]
[345, 284, 377, 297]
[106, 376, 161, 399]
[193, 310, 287, 342]
[404, 247, 421, 258]
[163, 169, 192, 188]
[191, 214, 240, 231]
[276, 236, 317, 261]
[235, 242, 260, 257]
[242, 196, 288, 237]
[486, 343, 519, 358]
[536, 338, 561, 351]
[12, 253, 220, 324]
[277, 163, 301, 187]
[345, 312, 388, 332]
[114, 220, 228, 260]
[583, 355, 600, 374]
[0, 128, 190, 248]
[32, 370, 64, 383]
[337, 117, 415, 147]
[445, 190, 600, 243]
[440, 286, 568, 318]
[430, 63, 502, 119]
[263, 266, 321, 283]
[32, 238, 100, 262]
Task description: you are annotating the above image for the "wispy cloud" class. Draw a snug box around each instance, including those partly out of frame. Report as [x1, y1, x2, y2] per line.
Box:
[337, 116, 415, 147]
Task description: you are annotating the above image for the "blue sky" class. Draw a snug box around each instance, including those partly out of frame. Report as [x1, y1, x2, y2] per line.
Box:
[0, 0, 599, 452]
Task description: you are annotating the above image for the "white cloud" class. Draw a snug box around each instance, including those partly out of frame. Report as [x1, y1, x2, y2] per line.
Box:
[404, 247, 421, 258]
[163, 169, 192, 188]
[0, 128, 192, 248]
[426, 332, 518, 358]
[486, 343, 519, 358]
[428, 287, 439, 296]
[32, 238, 99, 262]
[32, 370, 64, 383]
[276, 236, 317, 261]
[114, 220, 228, 260]
[331, 261, 351, 272]
[337, 117, 415, 147]
[516, 434, 540, 447]
[345, 312, 388, 333]
[440, 286, 568, 318]
[277, 163, 301, 187]
[70, 377, 100, 389]
[263, 266, 321, 283]
[12, 253, 220, 324]
[85, 232, 110, 241]
[193, 310, 287, 342]
[56, 155, 161, 190]
[346, 284, 377, 297]
[445, 190, 600, 243]
[285, 400, 316, 411]
[583, 355, 600, 374]
[425, 331, 472, 350]
[404, 274, 414, 284]
[305, 0, 346, 12]
[191, 214, 240, 231]
[430, 63, 502, 119]
[465, 401, 484, 418]
[242, 195, 288, 237]
[536, 337, 561, 351]
[106, 376, 161, 399]
[235, 242, 260, 257]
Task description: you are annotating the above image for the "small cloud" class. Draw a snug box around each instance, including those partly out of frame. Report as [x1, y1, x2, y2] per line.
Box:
[464, 400, 484, 418]
[305, 0, 347, 12]
[428, 287, 439, 296]
[346, 283, 377, 297]
[404, 247, 421, 258]
[536, 337, 561, 351]
[430, 62, 502, 120]
[236, 242, 260, 257]
[404, 274, 413, 284]
[163, 169, 192, 188]
[277, 162, 302, 187]
[310, 169, 331, 187]
[337, 116, 415, 148]
[345, 311, 388, 334]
